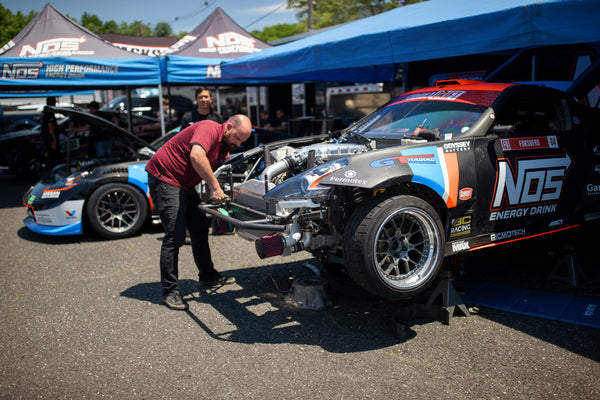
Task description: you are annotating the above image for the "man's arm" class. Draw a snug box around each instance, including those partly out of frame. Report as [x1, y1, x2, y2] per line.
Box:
[189, 144, 227, 202]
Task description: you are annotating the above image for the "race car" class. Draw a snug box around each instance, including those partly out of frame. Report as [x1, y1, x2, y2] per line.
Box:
[22, 107, 292, 239]
[201, 78, 600, 300]
[21, 107, 159, 239]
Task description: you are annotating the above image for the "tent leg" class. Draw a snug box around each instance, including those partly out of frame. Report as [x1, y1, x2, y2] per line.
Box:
[158, 84, 165, 136]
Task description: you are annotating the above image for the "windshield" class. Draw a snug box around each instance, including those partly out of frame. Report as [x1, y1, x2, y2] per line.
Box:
[353, 100, 487, 140]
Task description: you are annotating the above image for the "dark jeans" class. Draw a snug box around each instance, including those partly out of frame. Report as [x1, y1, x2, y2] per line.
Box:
[148, 175, 218, 295]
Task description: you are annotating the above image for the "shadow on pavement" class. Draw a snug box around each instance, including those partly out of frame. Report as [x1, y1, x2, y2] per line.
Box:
[0, 170, 38, 209]
[121, 260, 402, 353]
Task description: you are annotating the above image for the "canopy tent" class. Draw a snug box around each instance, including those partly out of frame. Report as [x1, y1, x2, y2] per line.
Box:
[0, 3, 161, 90]
[99, 33, 178, 57]
[162, 7, 271, 84]
[220, 0, 600, 83]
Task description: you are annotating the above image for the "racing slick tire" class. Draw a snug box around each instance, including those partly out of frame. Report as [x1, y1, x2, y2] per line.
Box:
[86, 183, 148, 239]
[343, 195, 445, 300]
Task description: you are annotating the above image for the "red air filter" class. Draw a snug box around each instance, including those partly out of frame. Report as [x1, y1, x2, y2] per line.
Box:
[255, 233, 284, 259]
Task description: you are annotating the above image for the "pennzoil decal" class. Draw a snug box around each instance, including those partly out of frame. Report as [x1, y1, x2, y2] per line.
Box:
[500, 136, 559, 151]
[459, 187, 473, 200]
[489, 153, 570, 221]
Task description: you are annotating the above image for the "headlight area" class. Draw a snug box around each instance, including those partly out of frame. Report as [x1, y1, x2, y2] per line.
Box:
[23, 171, 89, 215]
[263, 158, 349, 212]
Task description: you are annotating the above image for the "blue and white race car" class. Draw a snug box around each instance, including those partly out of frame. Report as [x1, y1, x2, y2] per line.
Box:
[22, 107, 159, 239]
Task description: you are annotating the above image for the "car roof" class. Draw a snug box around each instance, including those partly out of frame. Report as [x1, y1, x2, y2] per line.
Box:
[388, 80, 515, 108]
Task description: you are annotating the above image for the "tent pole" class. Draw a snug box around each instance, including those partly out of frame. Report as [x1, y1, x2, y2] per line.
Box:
[158, 84, 165, 136]
[126, 87, 133, 132]
[215, 88, 221, 118]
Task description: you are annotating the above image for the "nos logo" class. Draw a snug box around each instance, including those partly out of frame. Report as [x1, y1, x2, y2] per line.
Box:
[1, 62, 43, 79]
[491, 154, 571, 209]
[18, 37, 87, 56]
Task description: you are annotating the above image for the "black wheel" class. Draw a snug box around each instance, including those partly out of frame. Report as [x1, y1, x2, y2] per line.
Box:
[8, 146, 43, 179]
[86, 183, 148, 239]
[343, 195, 445, 300]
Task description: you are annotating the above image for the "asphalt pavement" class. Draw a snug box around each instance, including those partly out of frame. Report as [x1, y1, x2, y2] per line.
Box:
[1, 170, 599, 399]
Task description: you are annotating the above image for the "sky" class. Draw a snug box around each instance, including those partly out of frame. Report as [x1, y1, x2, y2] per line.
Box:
[2, 0, 300, 34]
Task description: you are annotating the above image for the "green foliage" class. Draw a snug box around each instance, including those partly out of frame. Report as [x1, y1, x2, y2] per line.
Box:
[286, 0, 424, 30]
[252, 23, 306, 43]
[0, 4, 36, 48]
[153, 22, 173, 37]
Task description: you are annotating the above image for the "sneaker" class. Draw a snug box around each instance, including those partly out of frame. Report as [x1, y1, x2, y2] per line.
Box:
[161, 292, 189, 310]
[198, 275, 236, 287]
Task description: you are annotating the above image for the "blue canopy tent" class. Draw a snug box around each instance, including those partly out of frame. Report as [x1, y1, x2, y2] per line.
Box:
[162, 7, 272, 84]
[0, 4, 161, 91]
[220, 0, 600, 83]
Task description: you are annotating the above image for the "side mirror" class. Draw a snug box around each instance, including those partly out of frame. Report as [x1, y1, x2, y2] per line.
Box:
[493, 124, 515, 135]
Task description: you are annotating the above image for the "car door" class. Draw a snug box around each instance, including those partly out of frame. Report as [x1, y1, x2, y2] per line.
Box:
[474, 85, 588, 244]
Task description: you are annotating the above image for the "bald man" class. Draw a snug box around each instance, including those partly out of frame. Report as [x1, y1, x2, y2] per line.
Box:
[146, 115, 252, 310]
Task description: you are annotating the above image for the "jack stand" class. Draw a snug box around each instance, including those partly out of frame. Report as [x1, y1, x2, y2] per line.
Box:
[392, 269, 470, 339]
[548, 243, 588, 286]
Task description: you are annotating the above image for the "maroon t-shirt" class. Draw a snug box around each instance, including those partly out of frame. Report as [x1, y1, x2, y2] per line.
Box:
[146, 120, 227, 191]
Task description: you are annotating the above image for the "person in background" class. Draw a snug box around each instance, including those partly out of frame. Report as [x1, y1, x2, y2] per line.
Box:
[180, 87, 222, 129]
[259, 109, 275, 128]
[264, 108, 290, 133]
[88, 101, 115, 157]
[160, 97, 178, 128]
[146, 114, 252, 310]
[40, 97, 60, 166]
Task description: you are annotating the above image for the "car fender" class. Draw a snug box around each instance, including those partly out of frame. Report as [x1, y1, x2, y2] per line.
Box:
[325, 144, 462, 209]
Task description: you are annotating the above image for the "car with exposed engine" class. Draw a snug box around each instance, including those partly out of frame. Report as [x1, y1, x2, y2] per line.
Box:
[200, 74, 600, 301]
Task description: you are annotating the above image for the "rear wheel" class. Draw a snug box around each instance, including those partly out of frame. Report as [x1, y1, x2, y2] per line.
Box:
[86, 183, 148, 239]
[343, 195, 445, 300]
[8, 146, 43, 179]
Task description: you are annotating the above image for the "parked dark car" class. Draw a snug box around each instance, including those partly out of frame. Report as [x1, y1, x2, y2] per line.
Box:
[0, 106, 169, 179]
[202, 78, 600, 300]
[101, 94, 193, 123]
[0, 105, 41, 135]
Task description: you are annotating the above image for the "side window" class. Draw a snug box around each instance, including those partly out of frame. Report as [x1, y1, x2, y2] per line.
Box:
[498, 93, 569, 135]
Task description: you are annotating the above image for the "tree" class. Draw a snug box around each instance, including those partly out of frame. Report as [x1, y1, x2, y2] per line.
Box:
[153, 22, 173, 37]
[80, 12, 104, 33]
[286, 0, 424, 30]
[0, 4, 36, 48]
[251, 23, 306, 43]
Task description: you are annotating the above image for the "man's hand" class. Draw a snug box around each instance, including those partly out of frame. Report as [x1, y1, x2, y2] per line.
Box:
[209, 186, 229, 203]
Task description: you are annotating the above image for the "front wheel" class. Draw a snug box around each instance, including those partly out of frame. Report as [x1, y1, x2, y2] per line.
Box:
[86, 183, 148, 239]
[343, 195, 445, 300]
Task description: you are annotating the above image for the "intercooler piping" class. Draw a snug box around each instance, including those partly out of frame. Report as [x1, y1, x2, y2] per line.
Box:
[260, 143, 368, 184]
